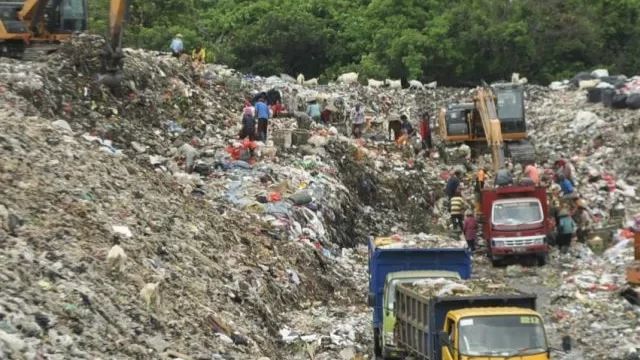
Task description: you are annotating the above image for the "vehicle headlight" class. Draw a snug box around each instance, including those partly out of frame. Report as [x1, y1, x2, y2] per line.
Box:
[385, 331, 395, 345]
[492, 239, 505, 247]
[533, 236, 545, 245]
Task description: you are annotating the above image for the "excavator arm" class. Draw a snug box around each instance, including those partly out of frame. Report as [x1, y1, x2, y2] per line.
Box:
[99, 0, 128, 86]
[474, 87, 505, 172]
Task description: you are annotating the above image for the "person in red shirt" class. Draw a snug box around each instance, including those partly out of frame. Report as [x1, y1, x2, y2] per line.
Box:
[271, 100, 285, 118]
[463, 210, 478, 251]
[419, 112, 432, 152]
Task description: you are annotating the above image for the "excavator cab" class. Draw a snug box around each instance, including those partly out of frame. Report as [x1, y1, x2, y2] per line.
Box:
[59, 0, 88, 32]
[492, 83, 526, 137]
[0, 0, 88, 58]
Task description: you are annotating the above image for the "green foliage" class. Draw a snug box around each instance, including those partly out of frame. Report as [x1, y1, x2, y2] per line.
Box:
[88, 0, 640, 85]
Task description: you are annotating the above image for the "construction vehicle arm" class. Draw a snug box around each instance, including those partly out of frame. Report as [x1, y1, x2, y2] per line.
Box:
[100, 0, 128, 86]
[474, 87, 505, 172]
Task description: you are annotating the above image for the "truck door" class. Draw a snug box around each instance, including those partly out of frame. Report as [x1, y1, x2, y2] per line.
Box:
[442, 316, 457, 360]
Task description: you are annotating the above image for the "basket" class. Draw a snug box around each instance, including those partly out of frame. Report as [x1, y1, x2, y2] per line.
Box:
[271, 129, 293, 149]
[292, 129, 311, 145]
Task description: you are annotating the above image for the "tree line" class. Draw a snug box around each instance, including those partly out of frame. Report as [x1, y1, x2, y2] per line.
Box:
[88, 0, 640, 85]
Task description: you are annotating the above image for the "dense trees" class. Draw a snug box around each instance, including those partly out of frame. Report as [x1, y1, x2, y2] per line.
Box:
[88, 0, 640, 85]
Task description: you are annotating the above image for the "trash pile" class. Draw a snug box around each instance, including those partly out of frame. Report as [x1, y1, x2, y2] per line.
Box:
[0, 37, 373, 359]
[550, 69, 640, 110]
[527, 85, 640, 232]
[276, 247, 371, 360]
[544, 246, 638, 359]
[2, 31, 640, 359]
[372, 233, 466, 249]
[408, 277, 523, 297]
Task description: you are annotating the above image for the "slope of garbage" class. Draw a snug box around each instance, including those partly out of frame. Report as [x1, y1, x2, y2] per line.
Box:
[0, 36, 370, 359]
[0, 34, 639, 360]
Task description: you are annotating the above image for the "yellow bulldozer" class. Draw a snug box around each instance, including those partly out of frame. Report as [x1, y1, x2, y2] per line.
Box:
[0, 0, 128, 84]
[437, 83, 535, 170]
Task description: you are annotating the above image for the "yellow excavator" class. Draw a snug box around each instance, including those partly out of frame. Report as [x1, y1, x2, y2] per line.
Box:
[0, 0, 128, 83]
[437, 83, 535, 170]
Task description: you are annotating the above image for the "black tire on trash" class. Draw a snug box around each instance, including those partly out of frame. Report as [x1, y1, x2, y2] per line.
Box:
[374, 328, 382, 357]
[612, 94, 628, 109]
[601, 89, 615, 107]
[626, 93, 640, 110]
[587, 88, 602, 103]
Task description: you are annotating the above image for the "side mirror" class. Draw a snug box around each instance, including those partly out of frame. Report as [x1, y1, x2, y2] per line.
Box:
[438, 331, 451, 347]
[367, 293, 375, 307]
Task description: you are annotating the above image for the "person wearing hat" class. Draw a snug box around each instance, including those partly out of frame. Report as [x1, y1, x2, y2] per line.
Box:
[170, 34, 184, 57]
[573, 198, 593, 244]
[557, 207, 576, 253]
[463, 210, 478, 251]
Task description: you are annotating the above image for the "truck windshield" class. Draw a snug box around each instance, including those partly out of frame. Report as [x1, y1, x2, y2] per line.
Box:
[492, 200, 542, 226]
[458, 315, 547, 356]
[495, 89, 523, 120]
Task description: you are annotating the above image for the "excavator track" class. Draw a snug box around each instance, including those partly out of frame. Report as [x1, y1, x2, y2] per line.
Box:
[20, 43, 60, 62]
[506, 140, 536, 165]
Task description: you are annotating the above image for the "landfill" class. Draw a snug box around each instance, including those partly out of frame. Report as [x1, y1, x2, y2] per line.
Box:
[0, 34, 638, 359]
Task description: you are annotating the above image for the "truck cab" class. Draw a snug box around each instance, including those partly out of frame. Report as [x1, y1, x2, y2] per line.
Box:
[381, 270, 460, 359]
[481, 185, 550, 266]
[441, 308, 549, 360]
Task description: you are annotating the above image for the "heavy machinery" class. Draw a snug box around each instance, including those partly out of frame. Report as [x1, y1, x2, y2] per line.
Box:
[0, 0, 127, 84]
[437, 83, 535, 170]
[0, 0, 88, 58]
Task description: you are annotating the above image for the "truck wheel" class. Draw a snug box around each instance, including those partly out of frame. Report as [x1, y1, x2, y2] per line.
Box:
[489, 253, 501, 267]
[374, 328, 382, 357]
[537, 254, 548, 266]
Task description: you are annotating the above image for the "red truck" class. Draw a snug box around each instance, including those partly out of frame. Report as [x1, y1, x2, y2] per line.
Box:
[481, 185, 551, 266]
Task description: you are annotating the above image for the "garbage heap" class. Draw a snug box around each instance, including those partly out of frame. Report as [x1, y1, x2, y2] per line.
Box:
[508, 77, 640, 359]
[546, 244, 640, 359]
[0, 38, 375, 359]
[0, 34, 464, 359]
[527, 79, 640, 232]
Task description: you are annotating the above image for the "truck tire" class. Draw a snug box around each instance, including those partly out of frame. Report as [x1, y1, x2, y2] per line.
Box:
[537, 254, 548, 266]
[374, 328, 382, 357]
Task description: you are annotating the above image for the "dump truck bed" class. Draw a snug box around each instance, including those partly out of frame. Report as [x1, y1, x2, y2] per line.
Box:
[368, 235, 471, 330]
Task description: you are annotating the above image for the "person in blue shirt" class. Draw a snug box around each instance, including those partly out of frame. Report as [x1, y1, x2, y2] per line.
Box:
[558, 173, 574, 195]
[255, 96, 270, 142]
[170, 34, 184, 57]
[445, 170, 462, 199]
[306, 99, 321, 123]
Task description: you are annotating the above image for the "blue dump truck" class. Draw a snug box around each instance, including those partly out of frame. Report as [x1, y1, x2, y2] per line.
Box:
[368, 236, 472, 358]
